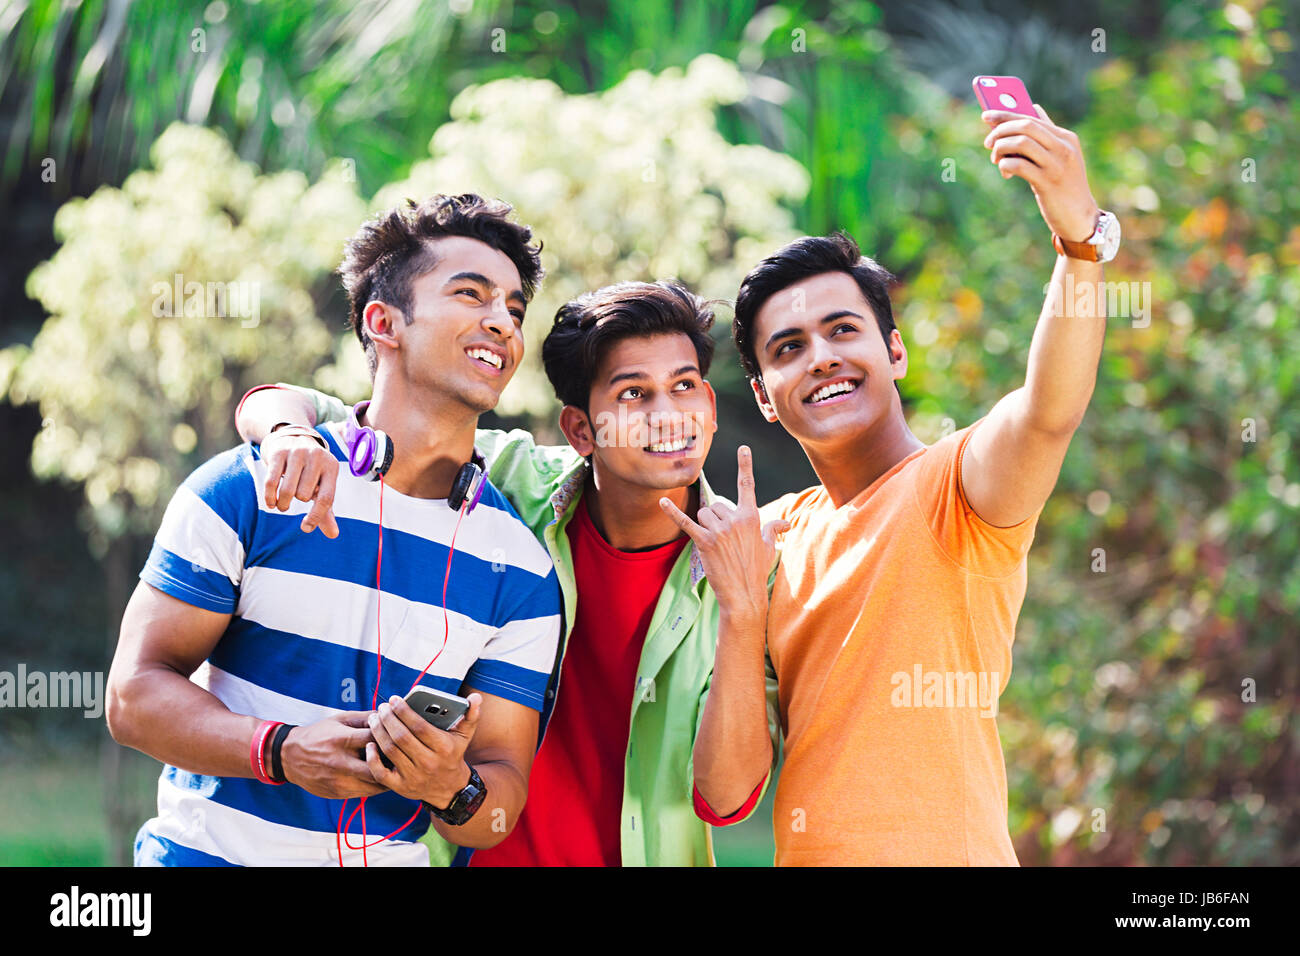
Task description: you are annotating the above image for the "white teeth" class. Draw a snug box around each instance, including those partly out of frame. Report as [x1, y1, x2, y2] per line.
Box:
[809, 381, 856, 404]
[648, 438, 689, 453]
[467, 348, 502, 369]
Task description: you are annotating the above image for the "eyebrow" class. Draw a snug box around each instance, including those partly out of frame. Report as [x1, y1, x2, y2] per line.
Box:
[607, 364, 700, 387]
[444, 271, 526, 307]
[763, 310, 864, 354]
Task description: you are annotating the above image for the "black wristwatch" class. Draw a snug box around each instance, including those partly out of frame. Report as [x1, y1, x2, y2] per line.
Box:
[424, 765, 487, 826]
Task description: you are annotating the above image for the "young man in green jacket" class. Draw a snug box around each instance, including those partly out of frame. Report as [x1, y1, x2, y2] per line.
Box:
[237, 280, 782, 866]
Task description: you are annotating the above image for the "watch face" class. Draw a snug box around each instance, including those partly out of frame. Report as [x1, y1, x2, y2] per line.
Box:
[1100, 212, 1121, 261]
[464, 782, 487, 813]
[432, 767, 486, 825]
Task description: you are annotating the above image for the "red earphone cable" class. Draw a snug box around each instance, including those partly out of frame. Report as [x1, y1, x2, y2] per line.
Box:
[363, 476, 385, 867]
[412, 502, 466, 688]
[372, 476, 384, 710]
[337, 482, 470, 865]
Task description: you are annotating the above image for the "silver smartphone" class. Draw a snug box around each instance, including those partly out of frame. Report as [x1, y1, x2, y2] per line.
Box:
[404, 686, 470, 732]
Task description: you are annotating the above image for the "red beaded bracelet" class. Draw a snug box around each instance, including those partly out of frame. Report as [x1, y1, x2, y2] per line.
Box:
[250, 720, 285, 785]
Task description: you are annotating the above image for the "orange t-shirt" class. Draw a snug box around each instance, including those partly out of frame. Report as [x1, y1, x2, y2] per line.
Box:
[761, 420, 1040, 866]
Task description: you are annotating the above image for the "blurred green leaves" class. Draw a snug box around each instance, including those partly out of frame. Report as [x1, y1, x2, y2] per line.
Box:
[0, 0, 505, 194]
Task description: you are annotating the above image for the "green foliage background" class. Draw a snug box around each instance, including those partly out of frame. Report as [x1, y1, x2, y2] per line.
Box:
[0, 0, 1295, 866]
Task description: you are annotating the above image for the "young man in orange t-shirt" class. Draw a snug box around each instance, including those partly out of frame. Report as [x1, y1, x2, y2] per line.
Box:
[663, 104, 1120, 863]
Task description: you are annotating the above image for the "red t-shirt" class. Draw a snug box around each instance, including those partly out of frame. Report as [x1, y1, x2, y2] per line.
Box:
[470, 496, 688, 866]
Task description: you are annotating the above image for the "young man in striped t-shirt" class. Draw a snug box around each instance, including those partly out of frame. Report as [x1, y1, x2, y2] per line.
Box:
[106, 194, 562, 866]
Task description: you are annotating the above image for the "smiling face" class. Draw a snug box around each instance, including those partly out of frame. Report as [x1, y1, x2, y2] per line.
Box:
[559, 333, 717, 493]
[750, 271, 908, 451]
[370, 235, 527, 414]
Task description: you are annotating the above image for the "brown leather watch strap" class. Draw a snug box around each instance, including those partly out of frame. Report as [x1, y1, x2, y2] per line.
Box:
[1052, 232, 1101, 260]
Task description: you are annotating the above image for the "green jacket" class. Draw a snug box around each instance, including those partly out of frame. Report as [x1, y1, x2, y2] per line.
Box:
[292, 386, 780, 866]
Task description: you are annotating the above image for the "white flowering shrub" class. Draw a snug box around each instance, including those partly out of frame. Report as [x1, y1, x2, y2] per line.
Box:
[3, 123, 366, 547]
[2, 56, 808, 546]
[374, 54, 810, 417]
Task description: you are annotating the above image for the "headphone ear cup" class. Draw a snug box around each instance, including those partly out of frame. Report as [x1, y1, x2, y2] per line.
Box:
[344, 401, 391, 480]
[347, 426, 375, 478]
[463, 463, 485, 513]
[374, 431, 394, 478]
[449, 462, 485, 513]
[347, 426, 393, 481]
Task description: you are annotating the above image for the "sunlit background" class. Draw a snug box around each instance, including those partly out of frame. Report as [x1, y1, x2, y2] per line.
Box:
[1, 0, 1296, 866]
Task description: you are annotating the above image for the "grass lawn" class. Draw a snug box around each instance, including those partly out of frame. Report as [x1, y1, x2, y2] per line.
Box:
[0, 738, 161, 866]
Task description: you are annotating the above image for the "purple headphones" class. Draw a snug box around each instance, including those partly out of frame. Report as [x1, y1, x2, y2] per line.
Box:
[344, 400, 486, 513]
[343, 401, 393, 481]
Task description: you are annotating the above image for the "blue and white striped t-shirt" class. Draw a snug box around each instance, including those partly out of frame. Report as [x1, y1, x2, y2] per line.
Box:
[133, 420, 563, 867]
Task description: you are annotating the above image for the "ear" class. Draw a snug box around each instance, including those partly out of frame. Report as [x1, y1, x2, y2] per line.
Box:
[702, 379, 719, 434]
[364, 301, 401, 357]
[888, 329, 908, 382]
[558, 405, 597, 457]
[750, 377, 779, 424]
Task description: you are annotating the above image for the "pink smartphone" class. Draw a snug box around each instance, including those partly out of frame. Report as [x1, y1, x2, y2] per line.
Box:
[972, 75, 1037, 117]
